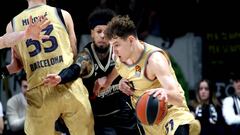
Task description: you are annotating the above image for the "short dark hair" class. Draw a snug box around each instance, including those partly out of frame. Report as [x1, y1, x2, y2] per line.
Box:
[88, 8, 116, 30]
[18, 70, 27, 85]
[105, 15, 137, 40]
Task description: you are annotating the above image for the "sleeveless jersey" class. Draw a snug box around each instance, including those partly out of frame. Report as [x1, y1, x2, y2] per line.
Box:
[83, 43, 130, 116]
[13, 5, 74, 90]
[115, 43, 194, 135]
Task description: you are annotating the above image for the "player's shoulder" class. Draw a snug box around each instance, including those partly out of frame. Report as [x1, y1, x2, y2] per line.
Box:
[59, 8, 73, 27]
[60, 9, 71, 18]
[6, 22, 13, 32]
[148, 50, 166, 65]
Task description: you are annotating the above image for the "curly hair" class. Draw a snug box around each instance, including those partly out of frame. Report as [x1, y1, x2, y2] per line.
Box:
[105, 15, 137, 40]
[88, 8, 116, 30]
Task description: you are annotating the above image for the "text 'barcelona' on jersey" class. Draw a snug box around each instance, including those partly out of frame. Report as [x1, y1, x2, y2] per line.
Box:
[13, 5, 74, 89]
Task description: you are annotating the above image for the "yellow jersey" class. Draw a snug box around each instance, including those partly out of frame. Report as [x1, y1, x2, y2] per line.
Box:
[13, 5, 74, 90]
[115, 43, 194, 135]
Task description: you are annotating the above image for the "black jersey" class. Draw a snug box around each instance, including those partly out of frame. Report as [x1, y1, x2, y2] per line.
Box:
[83, 43, 130, 116]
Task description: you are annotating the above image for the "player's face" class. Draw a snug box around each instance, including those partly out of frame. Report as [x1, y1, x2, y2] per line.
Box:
[198, 81, 210, 101]
[91, 25, 109, 53]
[110, 37, 132, 63]
[21, 80, 28, 93]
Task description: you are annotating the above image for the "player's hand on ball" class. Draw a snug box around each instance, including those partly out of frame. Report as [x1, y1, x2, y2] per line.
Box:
[136, 90, 168, 125]
[146, 88, 168, 102]
[43, 74, 61, 87]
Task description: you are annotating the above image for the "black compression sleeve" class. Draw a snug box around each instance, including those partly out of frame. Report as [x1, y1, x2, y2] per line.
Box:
[59, 64, 81, 84]
[0, 66, 10, 80]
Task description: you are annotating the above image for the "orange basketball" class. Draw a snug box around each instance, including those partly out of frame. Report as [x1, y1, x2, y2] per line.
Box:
[135, 92, 168, 125]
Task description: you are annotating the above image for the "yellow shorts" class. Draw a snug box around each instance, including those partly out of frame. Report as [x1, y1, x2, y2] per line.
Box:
[24, 78, 94, 135]
[189, 119, 201, 135]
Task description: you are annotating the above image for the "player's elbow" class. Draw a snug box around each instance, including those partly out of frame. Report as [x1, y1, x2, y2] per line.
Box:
[176, 94, 185, 106]
[168, 91, 185, 107]
[173, 93, 185, 107]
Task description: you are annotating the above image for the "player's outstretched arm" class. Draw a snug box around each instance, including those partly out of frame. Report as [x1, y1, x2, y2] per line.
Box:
[0, 15, 50, 49]
[43, 64, 80, 87]
[43, 50, 93, 86]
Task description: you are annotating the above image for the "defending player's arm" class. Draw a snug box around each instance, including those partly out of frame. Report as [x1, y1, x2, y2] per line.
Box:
[93, 67, 119, 95]
[43, 50, 93, 86]
[0, 16, 50, 49]
[60, 50, 93, 83]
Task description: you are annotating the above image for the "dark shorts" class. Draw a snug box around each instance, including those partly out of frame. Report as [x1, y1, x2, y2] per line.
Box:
[94, 103, 145, 135]
[174, 124, 189, 135]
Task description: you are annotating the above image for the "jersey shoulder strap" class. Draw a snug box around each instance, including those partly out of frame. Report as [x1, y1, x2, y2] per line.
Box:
[56, 8, 67, 29]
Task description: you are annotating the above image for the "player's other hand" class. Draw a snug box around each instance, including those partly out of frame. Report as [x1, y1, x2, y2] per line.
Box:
[93, 76, 110, 97]
[119, 78, 134, 96]
[43, 74, 61, 87]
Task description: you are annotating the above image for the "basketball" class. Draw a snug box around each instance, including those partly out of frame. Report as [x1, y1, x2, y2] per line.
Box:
[135, 92, 168, 125]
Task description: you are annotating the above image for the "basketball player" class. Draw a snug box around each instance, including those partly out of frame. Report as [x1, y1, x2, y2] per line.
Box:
[0, 15, 50, 49]
[1, 0, 94, 134]
[43, 8, 144, 135]
[95, 15, 195, 135]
